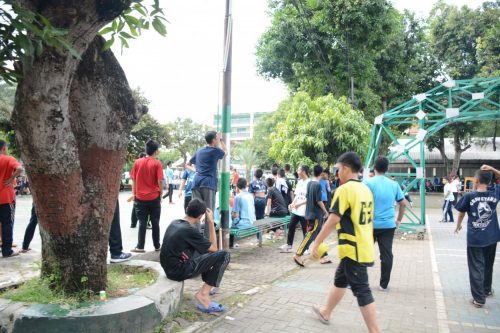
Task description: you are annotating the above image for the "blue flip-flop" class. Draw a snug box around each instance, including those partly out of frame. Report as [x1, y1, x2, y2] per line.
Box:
[197, 301, 225, 313]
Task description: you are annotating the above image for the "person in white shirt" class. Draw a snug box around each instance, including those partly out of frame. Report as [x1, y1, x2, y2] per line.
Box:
[440, 177, 455, 223]
[279, 165, 310, 252]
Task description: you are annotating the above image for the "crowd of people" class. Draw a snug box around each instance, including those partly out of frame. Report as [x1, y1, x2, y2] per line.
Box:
[0, 131, 499, 330]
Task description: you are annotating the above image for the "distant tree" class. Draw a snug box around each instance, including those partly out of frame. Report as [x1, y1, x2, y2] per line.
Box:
[236, 146, 258, 182]
[428, 1, 499, 172]
[269, 92, 370, 167]
[166, 118, 207, 166]
[128, 114, 170, 162]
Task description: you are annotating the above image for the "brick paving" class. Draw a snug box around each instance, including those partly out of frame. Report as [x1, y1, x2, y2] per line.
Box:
[3, 194, 500, 333]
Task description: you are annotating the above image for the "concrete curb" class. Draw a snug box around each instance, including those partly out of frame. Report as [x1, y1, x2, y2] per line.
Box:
[0, 260, 183, 333]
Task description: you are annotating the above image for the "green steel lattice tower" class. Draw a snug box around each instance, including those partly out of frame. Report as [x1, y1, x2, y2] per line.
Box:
[364, 77, 500, 230]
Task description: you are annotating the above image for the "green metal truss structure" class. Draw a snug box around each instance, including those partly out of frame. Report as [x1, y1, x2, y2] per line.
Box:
[364, 77, 500, 231]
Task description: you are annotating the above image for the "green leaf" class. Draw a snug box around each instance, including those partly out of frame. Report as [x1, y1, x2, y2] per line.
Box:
[112, 19, 118, 31]
[152, 17, 167, 37]
[99, 26, 114, 36]
[133, 3, 148, 16]
[102, 36, 115, 51]
[120, 31, 133, 39]
[124, 15, 140, 26]
[117, 19, 126, 32]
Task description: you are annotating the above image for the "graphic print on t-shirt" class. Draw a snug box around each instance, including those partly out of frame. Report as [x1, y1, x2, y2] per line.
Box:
[472, 199, 494, 229]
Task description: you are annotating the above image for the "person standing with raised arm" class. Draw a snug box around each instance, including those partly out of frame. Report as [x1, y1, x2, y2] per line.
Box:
[187, 131, 226, 237]
[454, 165, 500, 308]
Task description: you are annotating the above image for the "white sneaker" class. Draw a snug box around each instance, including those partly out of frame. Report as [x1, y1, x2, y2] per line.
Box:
[379, 286, 388, 291]
[304, 249, 310, 255]
[279, 244, 292, 251]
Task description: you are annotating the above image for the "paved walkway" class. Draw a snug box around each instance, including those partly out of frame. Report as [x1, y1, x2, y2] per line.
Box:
[204, 211, 500, 333]
[1, 194, 499, 333]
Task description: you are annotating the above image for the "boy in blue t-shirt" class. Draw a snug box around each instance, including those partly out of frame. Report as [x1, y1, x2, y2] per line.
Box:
[364, 156, 407, 290]
[455, 165, 500, 307]
[230, 178, 256, 248]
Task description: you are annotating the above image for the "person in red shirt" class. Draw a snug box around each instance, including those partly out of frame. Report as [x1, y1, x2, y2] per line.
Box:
[0, 140, 23, 257]
[130, 140, 164, 253]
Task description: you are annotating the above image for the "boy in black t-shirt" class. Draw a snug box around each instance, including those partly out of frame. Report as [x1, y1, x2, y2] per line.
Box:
[160, 199, 230, 313]
[293, 165, 329, 267]
[455, 165, 500, 307]
[265, 177, 288, 217]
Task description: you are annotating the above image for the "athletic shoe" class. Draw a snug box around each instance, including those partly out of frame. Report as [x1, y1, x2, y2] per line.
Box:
[110, 252, 132, 263]
[486, 289, 494, 297]
[379, 286, 388, 291]
[279, 244, 292, 252]
[131, 248, 145, 253]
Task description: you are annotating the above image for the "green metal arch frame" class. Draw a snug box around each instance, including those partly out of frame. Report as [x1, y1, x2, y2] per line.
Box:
[364, 77, 500, 229]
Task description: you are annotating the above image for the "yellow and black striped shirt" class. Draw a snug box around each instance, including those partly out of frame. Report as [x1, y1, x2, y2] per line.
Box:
[330, 179, 374, 265]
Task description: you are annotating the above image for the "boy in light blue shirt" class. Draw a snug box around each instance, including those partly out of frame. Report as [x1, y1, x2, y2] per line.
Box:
[230, 178, 256, 248]
[364, 156, 407, 290]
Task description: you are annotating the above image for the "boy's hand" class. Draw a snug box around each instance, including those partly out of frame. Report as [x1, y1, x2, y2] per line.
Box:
[454, 224, 462, 234]
[206, 208, 214, 222]
[311, 242, 319, 259]
[480, 164, 493, 171]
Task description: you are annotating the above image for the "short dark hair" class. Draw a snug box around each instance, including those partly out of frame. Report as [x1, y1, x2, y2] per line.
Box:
[271, 167, 278, 176]
[313, 165, 323, 177]
[167, 161, 172, 166]
[284, 164, 291, 172]
[0, 139, 7, 150]
[146, 139, 159, 156]
[300, 165, 309, 176]
[337, 152, 362, 173]
[278, 169, 286, 178]
[237, 177, 247, 189]
[322, 169, 330, 175]
[186, 198, 206, 218]
[139, 152, 146, 158]
[266, 177, 275, 187]
[475, 170, 492, 185]
[374, 156, 389, 174]
[205, 131, 217, 144]
[255, 169, 263, 179]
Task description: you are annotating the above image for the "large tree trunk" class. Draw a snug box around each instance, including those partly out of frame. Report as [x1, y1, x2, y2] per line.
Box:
[11, 1, 145, 293]
[435, 131, 451, 175]
[451, 127, 471, 176]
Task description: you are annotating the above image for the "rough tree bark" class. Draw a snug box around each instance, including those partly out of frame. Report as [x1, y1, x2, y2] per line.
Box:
[11, 0, 145, 292]
[435, 130, 451, 175]
[451, 127, 471, 176]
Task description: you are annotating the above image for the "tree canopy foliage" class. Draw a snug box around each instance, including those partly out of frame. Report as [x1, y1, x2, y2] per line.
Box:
[166, 117, 207, 165]
[256, 0, 499, 172]
[269, 92, 370, 167]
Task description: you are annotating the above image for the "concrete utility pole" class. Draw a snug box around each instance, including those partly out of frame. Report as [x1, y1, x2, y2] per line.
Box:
[219, 0, 232, 249]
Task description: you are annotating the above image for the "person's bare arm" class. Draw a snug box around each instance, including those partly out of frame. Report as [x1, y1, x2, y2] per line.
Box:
[311, 213, 340, 258]
[455, 212, 466, 234]
[158, 179, 164, 202]
[481, 165, 500, 178]
[206, 209, 218, 252]
[185, 164, 196, 172]
[4, 166, 23, 186]
[396, 199, 408, 228]
[317, 200, 329, 218]
[178, 179, 187, 198]
[217, 132, 227, 155]
[265, 198, 271, 216]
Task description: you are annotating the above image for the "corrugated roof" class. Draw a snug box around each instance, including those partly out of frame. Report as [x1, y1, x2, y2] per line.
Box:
[390, 138, 500, 162]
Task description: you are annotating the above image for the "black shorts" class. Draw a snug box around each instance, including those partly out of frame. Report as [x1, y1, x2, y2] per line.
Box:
[334, 258, 374, 307]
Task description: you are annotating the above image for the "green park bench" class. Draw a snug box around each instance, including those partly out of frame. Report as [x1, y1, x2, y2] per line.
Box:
[229, 215, 291, 247]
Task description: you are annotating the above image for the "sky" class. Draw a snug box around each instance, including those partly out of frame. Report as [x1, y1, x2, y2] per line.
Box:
[112, 0, 488, 126]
